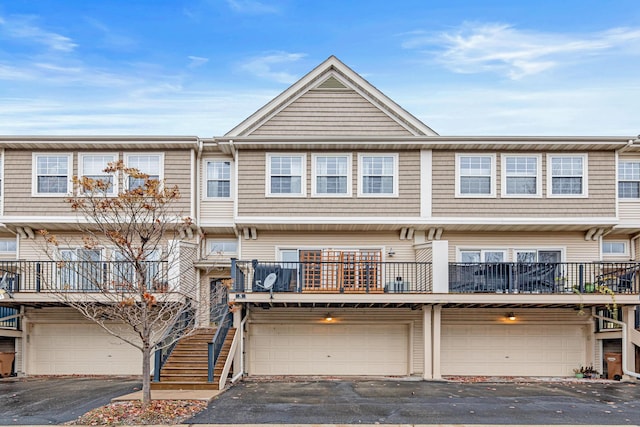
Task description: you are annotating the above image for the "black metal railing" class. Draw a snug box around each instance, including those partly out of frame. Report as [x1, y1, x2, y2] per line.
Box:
[152, 307, 195, 382]
[0, 306, 18, 329]
[449, 262, 640, 294]
[208, 310, 233, 383]
[232, 259, 433, 294]
[1, 260, 169, 293]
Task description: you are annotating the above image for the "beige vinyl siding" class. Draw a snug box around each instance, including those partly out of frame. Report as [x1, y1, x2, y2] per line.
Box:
[432, 150, 616, 217]
[4, 150, 76, 216]
[618, 203, 640, 225]
[239, 231, 414, 262]
[3, 150, 191, 217]
[248, 307, 424, 375]
[237, 150, 421, 217]
[251, 90, 413, 136]
[446, 231, 600, 262]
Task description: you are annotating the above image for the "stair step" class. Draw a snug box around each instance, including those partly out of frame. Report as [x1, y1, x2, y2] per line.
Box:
[151, 382, 218, 390]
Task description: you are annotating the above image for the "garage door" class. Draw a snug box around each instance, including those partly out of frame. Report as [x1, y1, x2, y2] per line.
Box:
[249, 323, 409, 375]
[442, 324, 586, 377]
[29, 323, 143, 375]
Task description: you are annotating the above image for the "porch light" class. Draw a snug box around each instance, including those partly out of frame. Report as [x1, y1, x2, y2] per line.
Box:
[324, 313, 333, 321]
[507, 312, 516, 321]
[387, 248, 395, 257]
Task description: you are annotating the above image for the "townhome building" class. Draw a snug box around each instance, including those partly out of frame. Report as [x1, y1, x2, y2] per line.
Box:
[1, 56, 638, 384]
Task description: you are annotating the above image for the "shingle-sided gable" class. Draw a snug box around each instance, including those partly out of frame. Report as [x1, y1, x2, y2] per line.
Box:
[226, 56, 438, 137]
[251, 85, 414, 136]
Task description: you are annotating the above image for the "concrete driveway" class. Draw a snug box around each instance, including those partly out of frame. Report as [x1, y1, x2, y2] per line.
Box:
[188, 378, 640, 425]
[0, 376, 141, 425]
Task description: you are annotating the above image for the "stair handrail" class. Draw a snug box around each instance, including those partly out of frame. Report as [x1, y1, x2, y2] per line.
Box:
[218, 324, 240, 389]
[208, 309, 233, 382]
[152, 306, 195, 382]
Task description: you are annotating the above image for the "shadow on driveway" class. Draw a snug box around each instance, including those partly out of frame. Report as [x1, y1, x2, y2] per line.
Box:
[188, 378, 640, 425]
[0, 376, 141, 425]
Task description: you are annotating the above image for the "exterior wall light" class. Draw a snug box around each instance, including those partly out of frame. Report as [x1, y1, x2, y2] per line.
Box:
[507, 312, 516, 321]
[324, 313, 333, 321]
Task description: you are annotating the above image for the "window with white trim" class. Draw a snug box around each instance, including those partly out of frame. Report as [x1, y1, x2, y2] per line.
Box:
[456, 154, 495, 197]
[514, 249, 562, 263]
[0, 238, 16, 254]
[33, 153, 72, 195]
[267, 154, 305, 196]
[602, 241, 627, 256]
[205, 160, 231, 198]
[502, 155, 541, 197]
[618, 161, 640, 199]
[460, 250, 505, 263]
[312, 154, 351, 196]
[548, 154, 587, 196]
[58, 248, 102, 290]
[358, 154, 398, 196]
[207, 239, 238, 255]
[79, 154, 117, 195]
[125, 154, 163, 189]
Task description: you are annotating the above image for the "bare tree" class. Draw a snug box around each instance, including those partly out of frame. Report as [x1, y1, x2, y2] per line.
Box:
[38, 161, 200, 404]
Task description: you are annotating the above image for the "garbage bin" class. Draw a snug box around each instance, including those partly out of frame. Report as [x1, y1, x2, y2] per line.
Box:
[0, 352, 15, 377]
[604, 352, 623, 380]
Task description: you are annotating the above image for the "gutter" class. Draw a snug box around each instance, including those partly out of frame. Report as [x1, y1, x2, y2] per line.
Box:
[592, 309, 640, 379]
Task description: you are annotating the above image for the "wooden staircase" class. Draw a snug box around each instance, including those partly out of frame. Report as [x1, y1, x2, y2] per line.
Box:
[151, 327, 236, 390]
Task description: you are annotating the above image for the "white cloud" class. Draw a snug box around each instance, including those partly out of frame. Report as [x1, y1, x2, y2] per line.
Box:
[225, 0, 279, 14]
[0, 14, 77, 52]
[240, 52, 306, 84]
[188, 56, 209, 68]
[402, 23, 640, 79]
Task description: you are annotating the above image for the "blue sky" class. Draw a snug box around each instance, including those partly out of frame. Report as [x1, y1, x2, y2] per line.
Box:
[0, 0, 639, 136]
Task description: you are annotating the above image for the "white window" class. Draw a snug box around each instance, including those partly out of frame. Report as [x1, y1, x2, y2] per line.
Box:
[602, 241, 628, 256]
[618, 161, 640, 199]
[0, 238, 16, 254]
[460, 250, 505, 263]
[0, 153, 3, 198]
[113, 249, 161, 290]
[32, 153, 72, 196]
[207, 239, 238, 255]
[205, 160, 231, 198]
[79, 153, 117, 195]
[266, 154, 306, 196]
[514, 249, 562, 263]
[501, 154, 541, 197]
[548, 154, 587, 197]
[312, 154, 351, 196]
[358, 154, 398, 197]
[58, 248, 102, 290]
[125, 153, 163, 189]
[456, 154, 496, 197]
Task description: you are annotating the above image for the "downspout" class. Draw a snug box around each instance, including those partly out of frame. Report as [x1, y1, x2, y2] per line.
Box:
[592, 309, 640, 379]
[231, 312, 247, 383]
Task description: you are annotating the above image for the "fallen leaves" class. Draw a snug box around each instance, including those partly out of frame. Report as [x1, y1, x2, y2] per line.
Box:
[66, 400, 207, 425]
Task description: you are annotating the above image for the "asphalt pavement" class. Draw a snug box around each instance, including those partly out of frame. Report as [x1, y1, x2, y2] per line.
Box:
[187, 378, 640, 425]
[0, 376, 141, 425]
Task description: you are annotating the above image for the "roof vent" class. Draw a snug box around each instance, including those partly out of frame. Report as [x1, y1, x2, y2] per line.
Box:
[316, 76, 347, 89]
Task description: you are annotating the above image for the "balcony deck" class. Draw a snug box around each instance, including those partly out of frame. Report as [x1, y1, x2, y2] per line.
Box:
[230, 260, 640, 308]
[0, 260, 174, 305]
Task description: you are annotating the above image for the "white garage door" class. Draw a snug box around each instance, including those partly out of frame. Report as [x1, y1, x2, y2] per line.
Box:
[29, 323, 142, 375]
[442, 324, 586, 377]
[249, 323, 409, 376]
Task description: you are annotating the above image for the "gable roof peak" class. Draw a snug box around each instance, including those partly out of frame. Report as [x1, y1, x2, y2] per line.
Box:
[225, 56, 438, 137]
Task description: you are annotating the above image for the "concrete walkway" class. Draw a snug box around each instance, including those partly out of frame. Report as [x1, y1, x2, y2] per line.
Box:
[112, 389, 221, 402]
